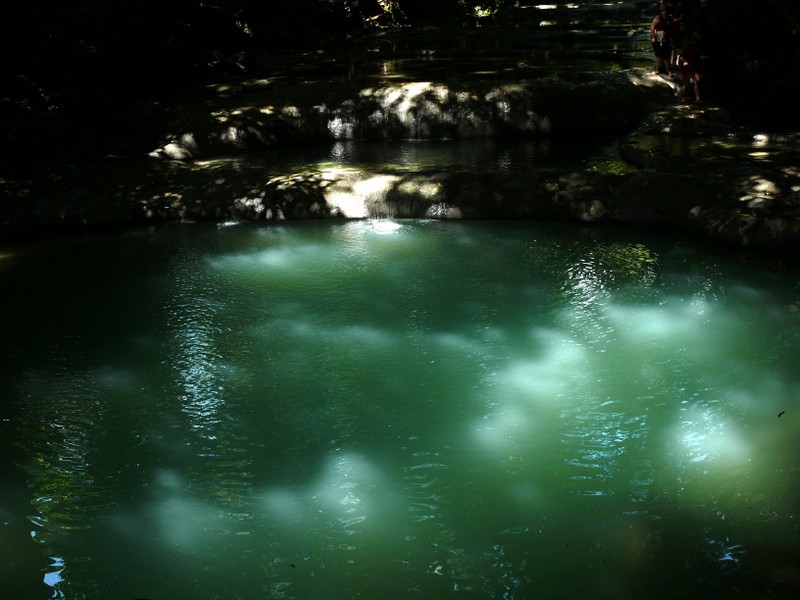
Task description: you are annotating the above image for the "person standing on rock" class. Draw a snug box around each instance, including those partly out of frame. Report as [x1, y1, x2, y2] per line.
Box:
[669, 2, 685, 70]
[650, 2, 673, 75]
[677, 41, 703, 104]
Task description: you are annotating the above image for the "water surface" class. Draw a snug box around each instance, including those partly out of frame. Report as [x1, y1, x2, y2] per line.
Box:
[1, 221, 798, 599]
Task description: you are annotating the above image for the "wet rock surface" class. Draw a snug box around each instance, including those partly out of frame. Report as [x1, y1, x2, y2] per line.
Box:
[147, 72, 650, 160]
[1, 9, 799, 253]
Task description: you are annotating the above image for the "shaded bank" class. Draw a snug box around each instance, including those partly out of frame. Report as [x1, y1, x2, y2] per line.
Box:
[1, 70, 798, 252]
[2, 1, 799, 253]
[149, 73, 649, 160]
[2, 0, 798, 168]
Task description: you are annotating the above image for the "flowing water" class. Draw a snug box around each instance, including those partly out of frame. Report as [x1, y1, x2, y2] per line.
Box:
[1, 220, 799, 599]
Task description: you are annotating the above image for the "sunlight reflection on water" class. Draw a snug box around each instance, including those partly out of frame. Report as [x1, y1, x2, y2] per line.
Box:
[2, 220, 799, 599]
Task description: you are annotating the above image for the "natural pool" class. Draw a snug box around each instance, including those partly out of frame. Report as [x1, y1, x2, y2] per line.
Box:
[1, 220, 798, 599]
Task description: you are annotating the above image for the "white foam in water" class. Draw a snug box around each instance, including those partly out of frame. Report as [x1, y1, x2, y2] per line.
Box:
[369, 220, 403, 234]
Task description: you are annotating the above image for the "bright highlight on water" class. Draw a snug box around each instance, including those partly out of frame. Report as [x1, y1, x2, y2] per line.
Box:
[0, 220, 798, 598]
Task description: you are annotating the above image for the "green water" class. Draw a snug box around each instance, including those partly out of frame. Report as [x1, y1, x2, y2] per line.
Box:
[1, 221, 799, 599]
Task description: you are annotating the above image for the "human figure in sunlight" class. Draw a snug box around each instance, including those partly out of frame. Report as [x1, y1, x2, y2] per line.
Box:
[650, 2, 673, 75]
[676, 41, 703, 105]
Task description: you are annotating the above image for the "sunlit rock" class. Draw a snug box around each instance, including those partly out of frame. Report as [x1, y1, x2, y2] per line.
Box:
[148, 72, 650, 160]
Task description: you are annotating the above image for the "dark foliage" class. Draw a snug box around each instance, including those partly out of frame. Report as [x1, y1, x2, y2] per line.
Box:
[0, 1, 357, 167]
[1, 0, 798, 171]
[698, 0, 800, 124]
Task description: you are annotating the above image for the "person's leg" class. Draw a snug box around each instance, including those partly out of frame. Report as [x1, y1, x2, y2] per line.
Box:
[662, 45, 673, 75]
[678, 75, 690, 102]
[653, 43, 662, 73]
[692, 73, 702, 103]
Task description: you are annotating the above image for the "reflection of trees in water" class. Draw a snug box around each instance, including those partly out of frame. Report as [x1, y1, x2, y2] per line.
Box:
[563, 241, 659, 299]
[17, 366, 115, 598]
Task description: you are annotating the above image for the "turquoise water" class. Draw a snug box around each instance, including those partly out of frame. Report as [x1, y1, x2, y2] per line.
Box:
[1, 220, 799, 599]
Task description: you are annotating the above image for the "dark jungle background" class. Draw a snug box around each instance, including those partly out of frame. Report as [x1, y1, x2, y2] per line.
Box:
[2, 0, 799, 168]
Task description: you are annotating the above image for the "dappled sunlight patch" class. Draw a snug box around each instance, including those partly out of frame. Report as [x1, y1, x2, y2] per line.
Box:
[208, 241, 337, 273]
[153, 496, 226, 548]
[205, 77, 281, 97]
[192, 157, 246, 168]
[145, 72, 651, 163]
[470, 329, 589, 454]
[144, 469, 234, 550]
[155, 133, 199, 160]
[333, 324, 397, 349]
[259, 487, 305, 527]
[603, 297, 714, 346]
[310, 452, 395, 530]
[323, 190, 366, 218]
[497, 328, 589, 402]
[426, 202, 464, 218]
[208, 218, 424, 284]
[662, 403, 764, 512]
[328, 113, 356, 139]
[509, 480, 544, 506]
[714, 386, 764, 418]
[368, 219, 403, 234]
[738, 173, 781, 207]
[715, 376, 796, 428]
[472, 404, 536, 452]
[499, 354, 580, 403]
[324, 173, 400, 218]
[341, 218, 401, 241]
[432, 331, 481, 354]
[91, 365, 141, 393]
[361, 81, 458, 138]
[673, 402, 751, 466]
[216, 220, 240, 228]
[265, 167, 348, 190]
[360, 82, 445, 105]
[221, 124, 263, 149]
[486, 84, 550, 134]
[130, 455, 405, 560]
[397, 178, 441, 199]
[257, 452, 405, 541]
[244, 315, 401, 363]
[352, 174, 398, 197]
